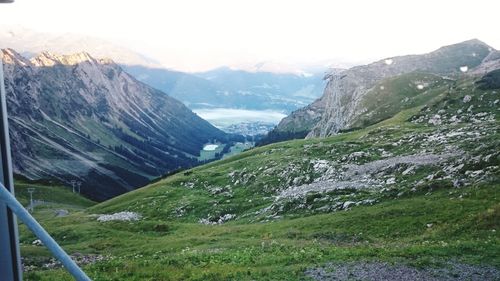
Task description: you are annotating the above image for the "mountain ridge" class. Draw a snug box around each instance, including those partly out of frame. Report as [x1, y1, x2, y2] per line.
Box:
[2, 48, 229, 200]
[124, 64, 326, 112]
[0, 26, 161, 67]
[263, 39, 499, 142]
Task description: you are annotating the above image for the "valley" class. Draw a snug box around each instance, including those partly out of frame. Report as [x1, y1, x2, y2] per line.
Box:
[17, 69, 500, 280]
[0, 18, 499, 281]
[1, 49, 233, 201]
[193, 108, 286, 136]
[126, 66, 326, 136]
[1, 27, 327, 138]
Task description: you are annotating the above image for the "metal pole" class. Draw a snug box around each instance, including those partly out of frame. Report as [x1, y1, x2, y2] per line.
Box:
[0, 183, 92, 281]
[0, 51, 22, 281]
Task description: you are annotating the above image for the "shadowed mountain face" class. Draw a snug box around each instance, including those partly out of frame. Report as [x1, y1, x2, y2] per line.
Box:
[264, 39, 499, 143]
[1, 49, 228, 201]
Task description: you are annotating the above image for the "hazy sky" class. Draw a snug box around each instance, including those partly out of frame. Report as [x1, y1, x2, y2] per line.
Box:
[1, 0, 499, 71]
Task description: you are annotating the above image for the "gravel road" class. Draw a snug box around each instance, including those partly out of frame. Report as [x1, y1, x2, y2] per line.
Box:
[305, 261, 500, 281]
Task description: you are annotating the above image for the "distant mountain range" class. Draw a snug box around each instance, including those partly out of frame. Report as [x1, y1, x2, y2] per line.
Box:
[123, 65, 326, 112]
[0, 26, 160, 67]
[1, 49, 230, 200]
[0, 26, 327, 114]
[261, 39, 500, 144]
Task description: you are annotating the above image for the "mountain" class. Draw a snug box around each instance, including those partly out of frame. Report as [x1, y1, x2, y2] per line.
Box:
[124, 65, 326, 112]
[0, 26, 160, 67]
[1, 27, 327, 121]
[195, 67, 326, 111]
[1, 48, 229, 201]
[121, 65, 222, 109]
[125, 65, 328, 136]
[264, 39, 498, 143]
[21, 66, 500, 279]
[229, 59, 360, 76]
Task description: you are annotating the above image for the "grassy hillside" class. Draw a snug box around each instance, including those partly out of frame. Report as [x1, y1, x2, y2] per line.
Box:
[22, 184, 499, 280]
[19, 74, 499, 280]
[350, 72, 452, 128]
[13, 180, 97, 276]
[15, 180, 95, 209]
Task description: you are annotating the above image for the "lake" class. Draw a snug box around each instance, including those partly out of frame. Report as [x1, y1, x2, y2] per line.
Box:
[193, 108, 287, 127]
[203, 144, 219, 151]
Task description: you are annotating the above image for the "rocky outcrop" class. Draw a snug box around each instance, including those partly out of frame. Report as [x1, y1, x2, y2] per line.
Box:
[1, 49, 228, 200]
[266, 39, 499, 141]
[471, 50, 500, 75]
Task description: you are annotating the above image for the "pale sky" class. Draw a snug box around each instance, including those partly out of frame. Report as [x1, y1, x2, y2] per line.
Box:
[1, 0, 499, 72]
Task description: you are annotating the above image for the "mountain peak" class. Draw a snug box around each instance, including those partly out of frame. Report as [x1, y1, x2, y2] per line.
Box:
[435, 38, 495, 54]
[460, 38, 490, 46]
[1, 48, 31, 66]
[31, 51, 98, 67]
[460, 38, 497, 51]
[268, 39, 499, 141]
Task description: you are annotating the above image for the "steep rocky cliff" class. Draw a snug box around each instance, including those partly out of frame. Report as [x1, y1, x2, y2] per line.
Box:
[266, 39, 498, 141]
[1, 49, 228, 200]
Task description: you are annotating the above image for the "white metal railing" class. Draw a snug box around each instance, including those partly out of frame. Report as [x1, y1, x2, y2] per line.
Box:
[0, 182, 92, 280]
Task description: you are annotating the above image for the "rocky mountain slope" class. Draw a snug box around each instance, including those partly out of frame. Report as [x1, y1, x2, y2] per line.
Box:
[21, 68, 499, 280]
[264, 39, 498, 143]
[2, 49, 229, 200]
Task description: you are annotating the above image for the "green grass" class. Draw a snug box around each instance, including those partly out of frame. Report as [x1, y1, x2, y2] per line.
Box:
[21, 183, 499, 280]
[351, 72, 452, 128]
[19, 74, 500, 280]
[15, 180, 95, 209]
[14, 180, 96, 254]
[21, 115, 500, 280]
[222, 142, 253, 159]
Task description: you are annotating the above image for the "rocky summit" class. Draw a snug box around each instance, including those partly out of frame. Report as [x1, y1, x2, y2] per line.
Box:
[264, 39, 499, 143]
[1, 49, 229, 200]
